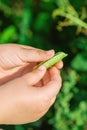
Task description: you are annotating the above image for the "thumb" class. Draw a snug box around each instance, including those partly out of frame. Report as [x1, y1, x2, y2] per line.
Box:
[22, 65, 46, 85]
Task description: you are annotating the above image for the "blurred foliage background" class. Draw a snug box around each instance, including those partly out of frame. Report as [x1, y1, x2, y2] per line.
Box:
[0, 0, 87, 130]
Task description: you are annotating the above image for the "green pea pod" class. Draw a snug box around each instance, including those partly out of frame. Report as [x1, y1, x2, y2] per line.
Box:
[34, 52, 68, 69]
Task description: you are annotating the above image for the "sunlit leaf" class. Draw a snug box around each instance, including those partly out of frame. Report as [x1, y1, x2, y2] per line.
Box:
[0, 25, 16, 43]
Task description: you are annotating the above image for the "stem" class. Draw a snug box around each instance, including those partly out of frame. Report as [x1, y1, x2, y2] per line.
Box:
[61, 12, 87, 29]
[57, 0, 70, 8]
[53, 9, 87, 29]
[18, 0, 32, 44]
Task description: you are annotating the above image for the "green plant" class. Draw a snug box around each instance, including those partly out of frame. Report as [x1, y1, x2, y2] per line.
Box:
[0, 0, 87, 130]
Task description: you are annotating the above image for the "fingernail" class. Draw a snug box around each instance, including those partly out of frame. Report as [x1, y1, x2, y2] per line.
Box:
[46, 50, 54, 55]
[38, 65, 45, 71]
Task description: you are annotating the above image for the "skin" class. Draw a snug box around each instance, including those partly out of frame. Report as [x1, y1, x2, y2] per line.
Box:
[0, 44, 63, 124]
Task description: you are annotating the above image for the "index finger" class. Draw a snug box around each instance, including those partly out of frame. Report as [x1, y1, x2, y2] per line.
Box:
[19, 48, 55, 62]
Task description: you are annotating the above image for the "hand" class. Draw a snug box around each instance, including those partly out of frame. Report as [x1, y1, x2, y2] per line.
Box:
[0, 44, 63, 85]
[0, 44, 56, 85]
[0, 65, 62, 124]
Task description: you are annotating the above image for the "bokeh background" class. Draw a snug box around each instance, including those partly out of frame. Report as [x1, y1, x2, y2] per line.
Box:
[0, 0, 87, 130]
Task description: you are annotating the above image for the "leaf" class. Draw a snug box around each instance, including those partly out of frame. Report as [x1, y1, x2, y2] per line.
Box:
[0, 25, 16, 43]
[71, 53, 87, 71]
[34, 12, 50, 32]
[15, 125, 25, 130]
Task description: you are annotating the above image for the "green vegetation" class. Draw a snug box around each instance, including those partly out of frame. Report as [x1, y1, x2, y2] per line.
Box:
[0, 0, 87, 130]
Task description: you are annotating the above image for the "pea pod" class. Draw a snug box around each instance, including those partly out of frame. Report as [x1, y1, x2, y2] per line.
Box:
[34, 52, 68, 69]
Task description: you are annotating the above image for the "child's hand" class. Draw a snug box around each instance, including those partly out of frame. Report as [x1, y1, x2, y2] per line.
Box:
[0, 44, 63, 85]
[0, 44, 55, 70]
[0, 65, 62, 124]
[0, 44, 54, 84]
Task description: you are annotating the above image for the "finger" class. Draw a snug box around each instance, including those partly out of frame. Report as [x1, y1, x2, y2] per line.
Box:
[35, 81, 43, 87]
[55, 61, 63, 69]
[19, 45, 37, 50]
[40, 67, 62, 100]
[18, 48, 55, 62]
[0, 64, 31, 86]
[22, 65, 46, 85]
[42, 70, 50, 85]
